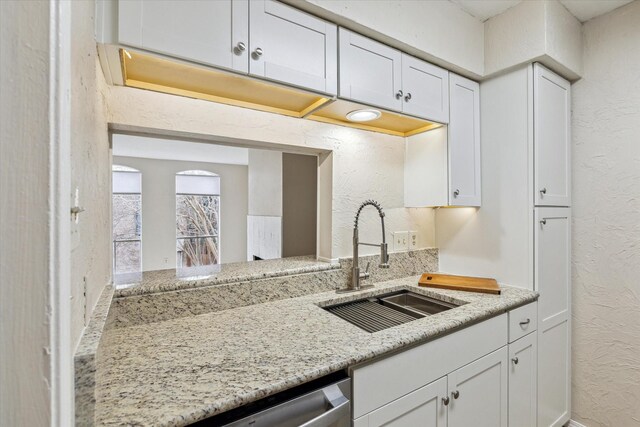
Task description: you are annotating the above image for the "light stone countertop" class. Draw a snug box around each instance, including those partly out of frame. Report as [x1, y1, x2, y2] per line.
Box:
[95, 276, 537, 426]
[114, 255, 339, 297]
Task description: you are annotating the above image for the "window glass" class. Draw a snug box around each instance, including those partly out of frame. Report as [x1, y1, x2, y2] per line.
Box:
[176, 171, 220, 267]
[112, 166, 142, 274]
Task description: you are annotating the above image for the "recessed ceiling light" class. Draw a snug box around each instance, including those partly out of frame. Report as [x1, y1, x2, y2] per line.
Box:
[346, 109, 382, 122]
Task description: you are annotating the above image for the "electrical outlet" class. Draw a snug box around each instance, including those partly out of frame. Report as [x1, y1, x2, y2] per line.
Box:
[409, 231, 418, 250]
[393, 231, 409, 252]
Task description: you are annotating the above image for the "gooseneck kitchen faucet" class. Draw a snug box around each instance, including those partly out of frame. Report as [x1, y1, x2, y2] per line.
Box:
[338, 200, 390, 293]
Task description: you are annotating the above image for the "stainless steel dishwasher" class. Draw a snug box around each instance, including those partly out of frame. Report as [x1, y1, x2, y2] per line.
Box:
[190, 373, 351, 427]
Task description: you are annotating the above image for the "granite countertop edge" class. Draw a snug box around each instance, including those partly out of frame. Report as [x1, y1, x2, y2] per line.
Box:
[114, 257, 340, 298]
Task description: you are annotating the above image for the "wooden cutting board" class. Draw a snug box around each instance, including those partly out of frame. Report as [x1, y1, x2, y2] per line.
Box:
[418, 273, 501, 295]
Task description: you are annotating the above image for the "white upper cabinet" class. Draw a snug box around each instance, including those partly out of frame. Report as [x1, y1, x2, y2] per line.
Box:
[401, 54, 449, 123]
[339, 28, 403, 112]
[117, 0, 337, 95]
[249, 0, 337, 94]
[339, 29, 450, 122]
[447, 347, 508, 427]
[449, 73, 481, 207]
[534, 64, 571, 207]
[404, 72, 480, 208]
[118, 0, 249, 73]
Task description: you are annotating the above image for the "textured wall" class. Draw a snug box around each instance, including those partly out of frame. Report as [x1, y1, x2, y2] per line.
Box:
[0, 2, 53, 425]
[571, 2, 640, 425]
[105, 85, 436, 260]
[70, 0, 112, 351]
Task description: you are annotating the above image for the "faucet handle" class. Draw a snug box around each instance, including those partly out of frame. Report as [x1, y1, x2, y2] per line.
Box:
[359, 261, 371, 280]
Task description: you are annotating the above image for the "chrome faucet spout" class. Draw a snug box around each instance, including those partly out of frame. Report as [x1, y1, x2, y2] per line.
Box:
[338, 200, 390, 293]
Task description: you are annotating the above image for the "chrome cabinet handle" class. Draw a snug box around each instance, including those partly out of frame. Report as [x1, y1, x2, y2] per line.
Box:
[540, 219, 547, 226]
[539, 187, 547, 195]
[395, 90, 404, 100]
[519, 318, 531, 326]
[452, 390, 460, 399]
[404, 93, 412, 102]
[453, 189, 460, 197]
[252, 47, 263, 59]
[234, 42, 246, 54]
[512, 357, 519, 365]
[442, 396, 450, 406]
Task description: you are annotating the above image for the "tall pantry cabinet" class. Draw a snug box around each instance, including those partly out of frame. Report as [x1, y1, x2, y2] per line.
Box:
[533, 65, 571, 427]
[435, 63, 571, 427]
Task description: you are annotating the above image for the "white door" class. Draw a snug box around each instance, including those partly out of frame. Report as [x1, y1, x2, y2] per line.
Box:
[354, 377, 448, 427]
[447, 347, 508, 427]
[535, 207, 571, 427]
[508, 333, 537, 427]
[338, 28, 402, 112]
[448, 346, 508, 427]
[448, 73, 481, 207]
[249, 0, 337, 95]
[118, 0, 249, 72]
[401, 54, 449, 123]
[534, 63, 571, 207]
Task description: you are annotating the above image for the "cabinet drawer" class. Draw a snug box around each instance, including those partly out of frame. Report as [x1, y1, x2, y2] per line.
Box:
[508, 302, 537, 342]
[352, 314, 507, 419]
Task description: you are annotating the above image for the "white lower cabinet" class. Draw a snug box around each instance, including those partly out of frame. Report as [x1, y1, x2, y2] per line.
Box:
[351, 313, 539, 427]
[351, 309, 540, 427]
[535, 207, 571, 427]
[447, 347, 508, 427]
[354, 347, 509, 427]
[508, 333, 537, 427]
[354, 377, 448, 427]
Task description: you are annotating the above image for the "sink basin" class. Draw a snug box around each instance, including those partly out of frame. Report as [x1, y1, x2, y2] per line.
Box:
[324, 290, 460, 333]
[380, 292, 457, 317]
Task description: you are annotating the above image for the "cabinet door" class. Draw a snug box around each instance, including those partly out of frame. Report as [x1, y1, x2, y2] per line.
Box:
[447, 347, 508, 427]
[118, 0, 249, 72]
[534, 63, 571, 207]
[339, 28, 402, 111]
[508, 333, 537, 427]
[448, 73, 481, 207]
[401, 55, 449, 123]
[355, 377, 448, 427]
[535, 207, 571, 427]
[249, 0, 337, 95]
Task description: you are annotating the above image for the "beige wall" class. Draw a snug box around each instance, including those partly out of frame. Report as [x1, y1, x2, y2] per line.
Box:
[571, 2, 640, 425]
[1, 2, 54, 425]
[247, 149, 283, 217]
[113, 156, 248, 269]
[484, 0, 582, 80]
[70, 0, 112, 352]
[283, 153, 318, 258]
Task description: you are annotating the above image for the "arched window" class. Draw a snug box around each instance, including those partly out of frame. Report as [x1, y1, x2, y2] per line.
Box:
[112, 165, 142, 274]
[176, 170, 220, 268]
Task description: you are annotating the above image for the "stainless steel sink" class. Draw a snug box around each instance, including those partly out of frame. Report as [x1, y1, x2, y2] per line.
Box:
[379, 292, 458, 317]
[324, 290, 461, 333]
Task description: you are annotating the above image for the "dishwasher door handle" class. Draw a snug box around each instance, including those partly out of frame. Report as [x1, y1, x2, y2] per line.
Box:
[300, 398, 350, 427]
